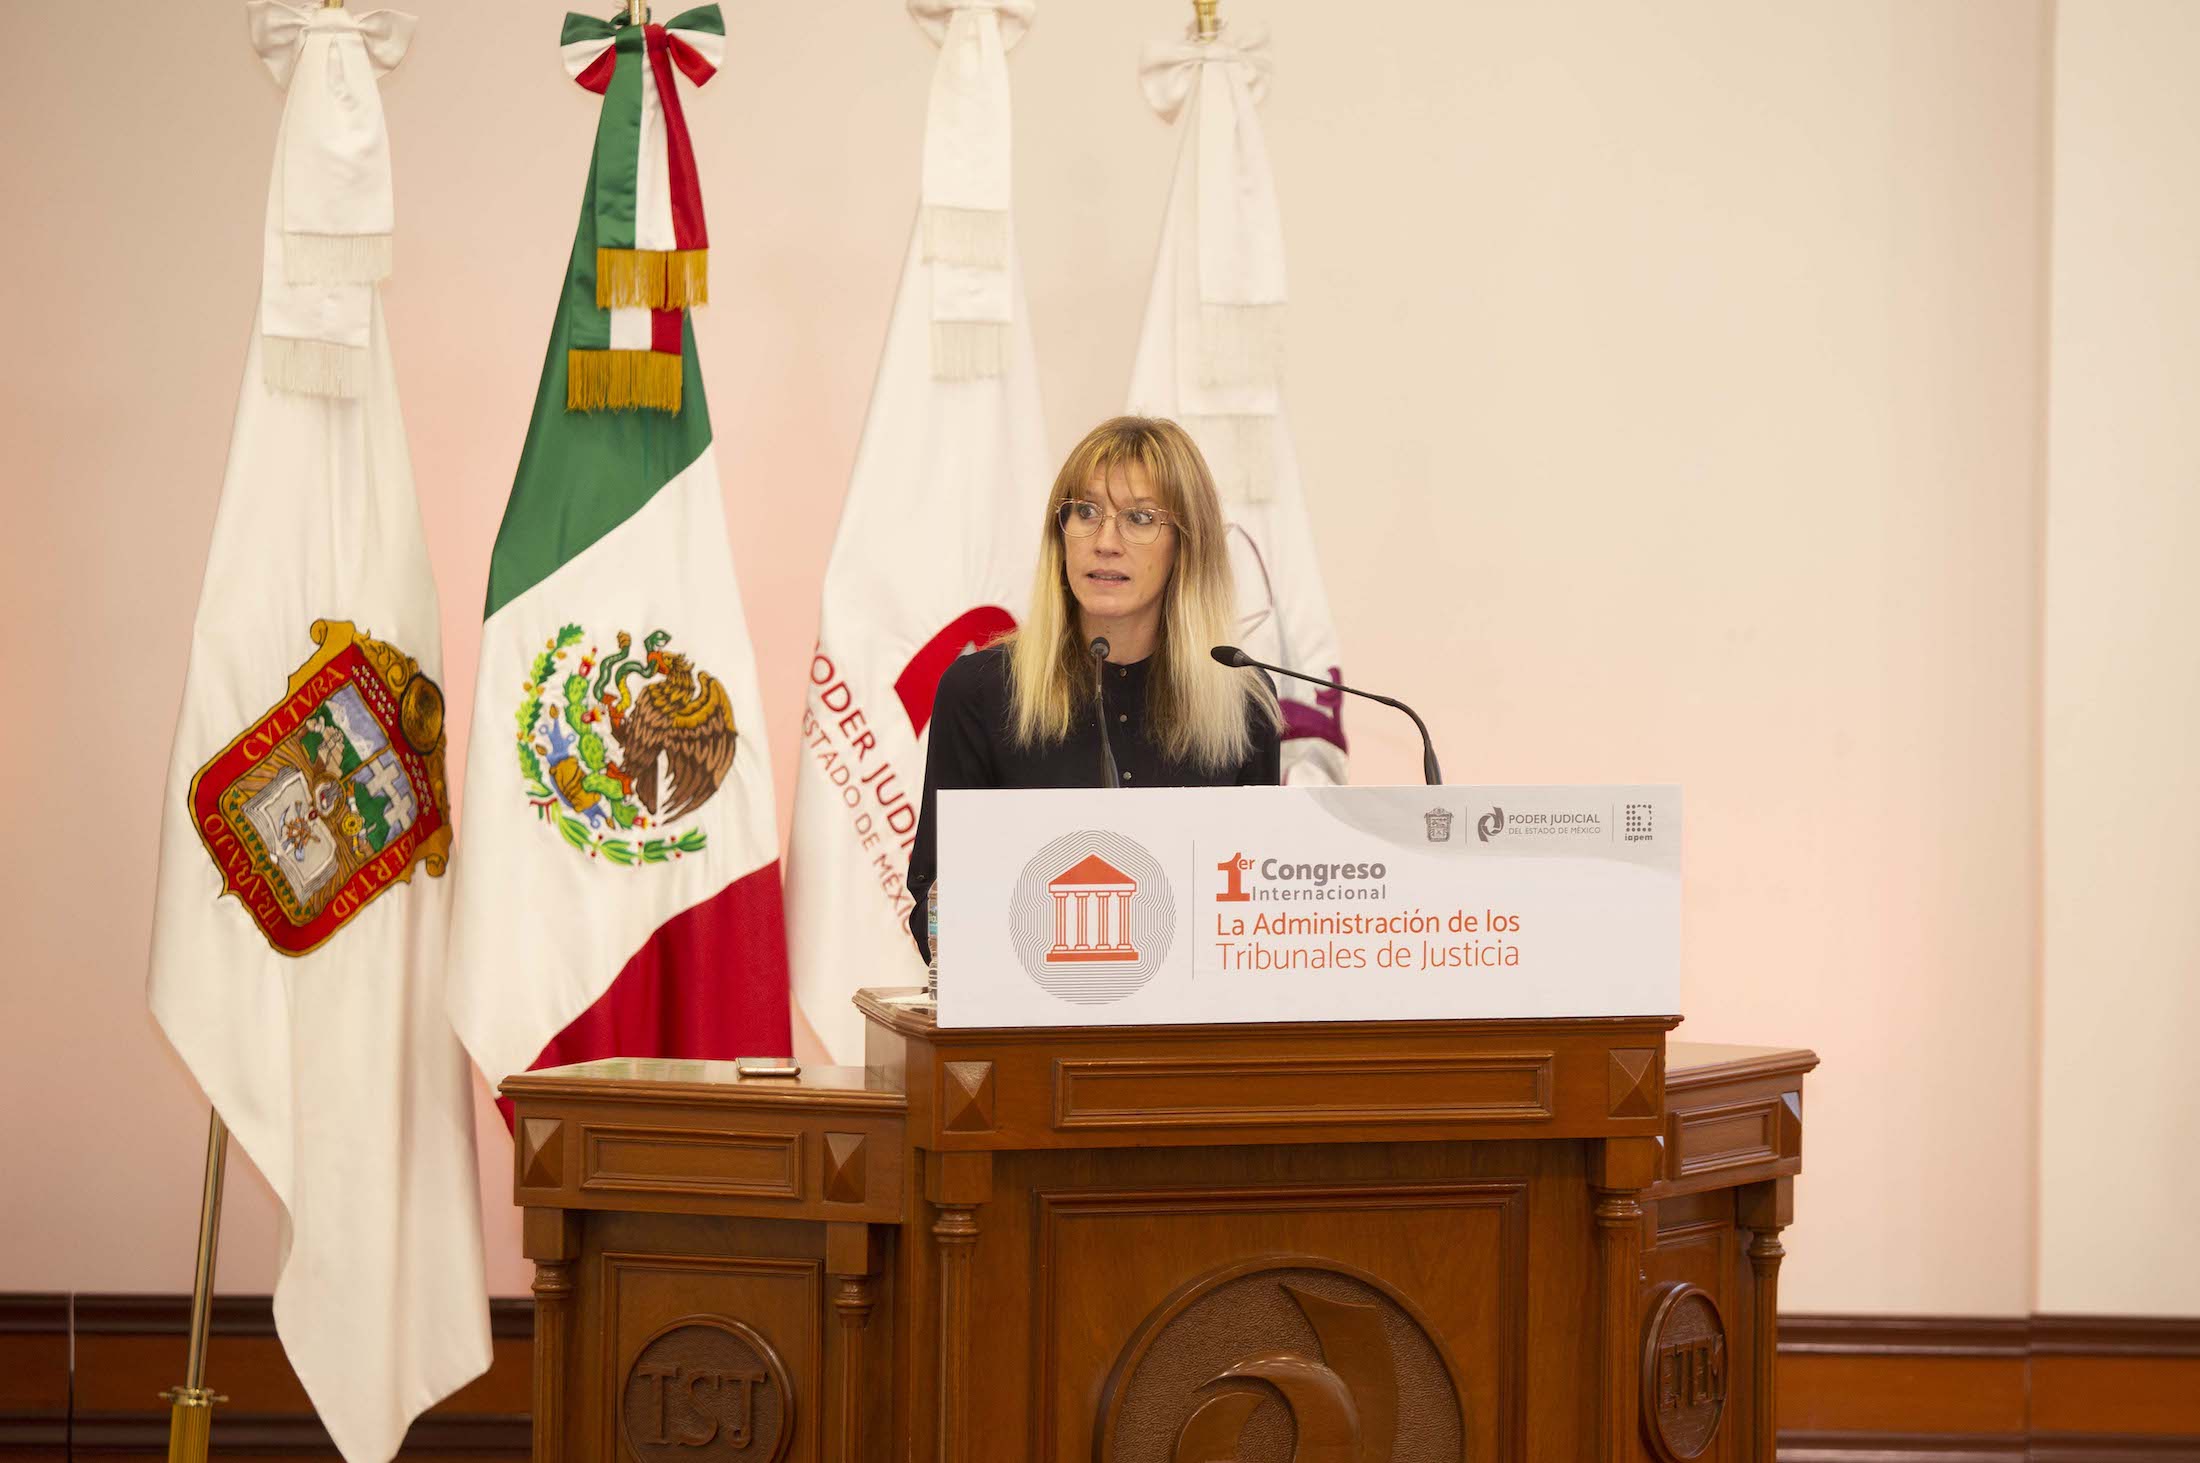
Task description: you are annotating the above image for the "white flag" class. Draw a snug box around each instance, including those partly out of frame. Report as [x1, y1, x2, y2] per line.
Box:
[147, 6, 488, 1460]
[1130, 24, 1349, 785]
[784, 0, 1050, 1061]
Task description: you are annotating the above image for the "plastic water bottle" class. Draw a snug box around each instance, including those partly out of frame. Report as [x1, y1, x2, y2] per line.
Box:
[925, 879, 940, 1002]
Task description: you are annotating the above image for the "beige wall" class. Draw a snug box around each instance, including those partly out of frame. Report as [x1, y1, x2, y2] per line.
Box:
[0, 0, 2112, 1317]
[2037, 0, 2200, 1318]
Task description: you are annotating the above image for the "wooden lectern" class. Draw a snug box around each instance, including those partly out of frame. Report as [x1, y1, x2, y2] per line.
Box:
[503, 991, 1813, 1462]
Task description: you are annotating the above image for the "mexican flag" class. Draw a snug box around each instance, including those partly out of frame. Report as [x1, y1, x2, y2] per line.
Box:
[445, 4, 790, 1093]
[783, 0, 1049, 1061]
[147, 5, 489, 1458]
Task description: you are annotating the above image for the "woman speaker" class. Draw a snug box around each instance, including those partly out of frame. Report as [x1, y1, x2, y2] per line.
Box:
[906, 416, 1280, 959]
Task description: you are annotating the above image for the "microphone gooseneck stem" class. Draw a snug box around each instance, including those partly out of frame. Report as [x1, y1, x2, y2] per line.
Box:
[1090, 638, 1121, 789]
[1219, 648, 1443, 785]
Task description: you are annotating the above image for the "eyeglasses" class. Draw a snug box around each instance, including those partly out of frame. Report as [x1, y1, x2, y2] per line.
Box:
[1057, 500, 1180, 546]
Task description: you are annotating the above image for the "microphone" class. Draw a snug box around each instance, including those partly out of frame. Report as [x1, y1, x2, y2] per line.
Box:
[1211, 645, 1444, 786]
[1090, 637, 1121, 789]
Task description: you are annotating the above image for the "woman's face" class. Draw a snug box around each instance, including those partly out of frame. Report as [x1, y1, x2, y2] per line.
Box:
[1063, 460, 1179, 636]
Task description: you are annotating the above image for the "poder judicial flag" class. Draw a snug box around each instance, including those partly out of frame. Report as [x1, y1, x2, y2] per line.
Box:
[147, 7, 489, 1459]
[783, 0, 1049, 1063]
[445, 4, 791, 1094]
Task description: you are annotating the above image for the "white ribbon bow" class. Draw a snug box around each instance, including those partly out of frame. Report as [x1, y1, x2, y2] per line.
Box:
[1138, 25, 1287, 499]
[1137, 24, 1273, 121]
[249, 1, 414, 85]
[1138, 23, 1285, 323]
[245, 1, 415, 397]
[909, 0, 1034, 379]
[909, 0, 1034, 52]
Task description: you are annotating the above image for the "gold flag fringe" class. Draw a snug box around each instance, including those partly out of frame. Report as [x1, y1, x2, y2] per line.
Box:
[594, 248, 710, 310]
[595, 248, 663, 308]
[566, 349, 683, 414]
[665, 249, 707, 308]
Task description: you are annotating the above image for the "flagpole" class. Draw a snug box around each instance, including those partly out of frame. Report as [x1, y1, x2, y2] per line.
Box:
[161, 1111, 230, 1463]
[1194, 0, 1220, 41]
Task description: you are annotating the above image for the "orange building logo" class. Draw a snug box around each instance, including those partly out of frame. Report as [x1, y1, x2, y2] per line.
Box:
[1012, 830, 1175, 1004]
[1045, 854, 1141, 965]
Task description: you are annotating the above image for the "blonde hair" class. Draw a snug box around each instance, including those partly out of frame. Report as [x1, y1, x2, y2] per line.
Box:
[1003, 416, 1277, 771]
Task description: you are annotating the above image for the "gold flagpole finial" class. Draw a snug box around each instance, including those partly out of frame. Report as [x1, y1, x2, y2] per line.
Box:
[629, 0, 649, 24]
[1193, 0, 1220, 41]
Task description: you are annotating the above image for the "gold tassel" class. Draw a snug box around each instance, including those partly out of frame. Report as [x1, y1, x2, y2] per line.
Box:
[595, 248, 668, 310]
[594, 248, 709, 310]
[665, 249, 708, 308]
[566, 349, 683, 414]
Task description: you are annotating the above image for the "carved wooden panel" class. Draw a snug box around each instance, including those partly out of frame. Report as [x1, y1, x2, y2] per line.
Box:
[600, 1252, 822, 1463]
[891, 1006, 1677, 1150]
[940, 1062, 997, 1134]
[1641, 1195, 1740, 1463]
[583, 1126, 803, 1201]
[520, 1118, 565, 1190]
[1609, 1049, 1661, 1119]
[1033, 1181, 1526, 1460]
[1052, 1053, 1555, 1131]
[505, 1105, 905, 1221]
[820, 1134, 867, 1207]
[1667, 1098, 1783, 1181]
[1655, 1052, 1808, 1200]
[1641, 1283, 1728, 1462]
[1096, 1262, 1461, 1462]
[621, 1315, 793, 1463]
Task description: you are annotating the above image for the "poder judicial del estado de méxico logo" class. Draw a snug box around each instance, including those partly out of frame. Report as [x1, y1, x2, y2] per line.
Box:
[1009, 830, 1177, 1005]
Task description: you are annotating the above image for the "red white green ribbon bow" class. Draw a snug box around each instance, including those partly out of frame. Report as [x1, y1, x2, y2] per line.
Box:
[559, 5, 726, 411]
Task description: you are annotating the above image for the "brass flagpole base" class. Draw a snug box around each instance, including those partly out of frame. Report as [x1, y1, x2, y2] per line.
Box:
[161, 1110, 231, 1463]
[159, 1386, 226, 1463]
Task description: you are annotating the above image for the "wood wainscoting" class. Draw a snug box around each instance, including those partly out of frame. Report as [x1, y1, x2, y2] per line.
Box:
[1779, 1314, 2200, 1460]
[0, 1294, 533, 1462]
[4, 1296, 2195, 1459]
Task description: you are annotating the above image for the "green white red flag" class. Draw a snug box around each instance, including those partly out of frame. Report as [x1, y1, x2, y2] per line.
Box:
[445, 5, 791, 1095]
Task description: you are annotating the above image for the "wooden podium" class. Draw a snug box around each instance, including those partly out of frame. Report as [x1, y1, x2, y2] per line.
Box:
[502, 990, 1813, 1462]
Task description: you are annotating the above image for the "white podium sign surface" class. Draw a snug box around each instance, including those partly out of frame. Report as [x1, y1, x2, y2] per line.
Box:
[935, 784, 1679, 1029]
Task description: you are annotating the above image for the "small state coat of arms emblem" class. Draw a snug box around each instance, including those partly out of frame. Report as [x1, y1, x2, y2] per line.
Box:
[517, 625, 738, 866]
[189, 620, 451, 955]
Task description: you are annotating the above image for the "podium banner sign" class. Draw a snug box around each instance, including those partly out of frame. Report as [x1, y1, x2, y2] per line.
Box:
[936, 785, 1679, 1028]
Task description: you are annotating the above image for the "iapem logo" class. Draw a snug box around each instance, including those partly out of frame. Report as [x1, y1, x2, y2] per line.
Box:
[1009, 830, 1175, 1005]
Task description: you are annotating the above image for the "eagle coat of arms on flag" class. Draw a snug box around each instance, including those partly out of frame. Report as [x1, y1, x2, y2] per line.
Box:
[516, 624, 735, 865]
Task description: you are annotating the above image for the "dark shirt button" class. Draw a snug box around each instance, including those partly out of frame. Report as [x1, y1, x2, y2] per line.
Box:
[1118, 667, 1128, 678]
